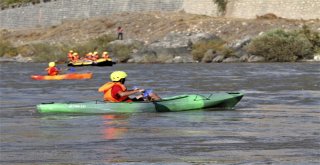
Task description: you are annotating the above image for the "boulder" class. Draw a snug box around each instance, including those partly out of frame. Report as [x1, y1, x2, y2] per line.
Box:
[134, 33, 194, 63]
[212, 55, 225, 63]
[107, 39, 144, 52]
[223, 56, 240, 63]
[314, 54, 320, 61]
[248, 55, 265, 62]
[201, 49, 215, 63]
[189, 33, 220, 44]
[239, 54, 250, 62]
[129, 33, 222, 63]
[227, 36, 252, 50]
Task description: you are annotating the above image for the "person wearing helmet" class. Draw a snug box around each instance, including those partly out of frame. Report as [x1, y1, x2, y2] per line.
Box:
[92, 51, 99, 61]
[72, 52, 80, 62]
[85, 52, 93, 61]
[45, 62, 60, 76]
[67, 50, 74, 61]
[98, 71, 161, 102]
[102, 51, 109, 59]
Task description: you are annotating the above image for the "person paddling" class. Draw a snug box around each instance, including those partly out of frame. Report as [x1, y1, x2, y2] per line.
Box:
[98, 71, 161, 102]
[45, 62, 60, 76]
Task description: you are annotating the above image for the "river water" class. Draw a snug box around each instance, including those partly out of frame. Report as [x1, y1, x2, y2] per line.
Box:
[0, 62, 319, 164]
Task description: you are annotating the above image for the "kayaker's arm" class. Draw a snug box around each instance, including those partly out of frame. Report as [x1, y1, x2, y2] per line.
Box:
[118, 89, 144, 97]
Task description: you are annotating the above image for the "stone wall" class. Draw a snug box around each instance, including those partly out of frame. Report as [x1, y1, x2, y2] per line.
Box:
[182, 0, 219, 16]
[0, 0, 319, 29]
[0, 0, 184, 29]
[226, 0, 320, 20]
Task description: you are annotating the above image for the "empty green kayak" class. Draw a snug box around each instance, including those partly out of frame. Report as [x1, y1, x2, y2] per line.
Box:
[36, 92, 243, 114]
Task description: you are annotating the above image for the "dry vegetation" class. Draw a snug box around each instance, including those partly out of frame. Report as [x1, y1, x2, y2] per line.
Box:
[1, 12, 319, 62]
[1, 12, 320, 46]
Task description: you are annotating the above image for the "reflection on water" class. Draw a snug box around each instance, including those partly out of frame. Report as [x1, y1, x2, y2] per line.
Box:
[102, 115, 129, 140]
[0, 62, 319, 164]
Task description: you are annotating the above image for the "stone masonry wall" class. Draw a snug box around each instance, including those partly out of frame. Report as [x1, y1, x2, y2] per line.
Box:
[0, 0, 319, 29]
[182, 0, 219, 16]
[0, 0, 184, 29]
[226, 0, 320, 20]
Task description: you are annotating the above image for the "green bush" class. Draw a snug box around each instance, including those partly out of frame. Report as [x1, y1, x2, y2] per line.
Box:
[0, 0, 38, 9]
[213, 0, 228, 15]
[75, 34, 116, 56]
[112, 45, 132, 62]
[191, 40, 231, 61]
[299, 25, 320, 52]
[246, 29, 314, 62]
[0, 37, 17, 57]
[28, 43, 67, 62]
[0, 34, 116, 62]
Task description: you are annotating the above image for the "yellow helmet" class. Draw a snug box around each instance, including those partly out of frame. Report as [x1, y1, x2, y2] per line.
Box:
[103, 51, 108, 54]
[48, 62, 55, 67]
[89, 52, 93, 55]
[110, 71, 127, 81]
[69, 50, 73, 53]
[94, 51, 98, 54]
[73, 52, 78, 55]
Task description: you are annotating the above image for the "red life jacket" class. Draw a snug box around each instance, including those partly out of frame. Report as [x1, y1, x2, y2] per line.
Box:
[98, 82, 132, 102]
[46, 67, 59, 76]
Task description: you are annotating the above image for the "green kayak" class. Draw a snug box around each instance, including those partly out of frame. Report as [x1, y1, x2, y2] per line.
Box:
[36, 92, 243, 114]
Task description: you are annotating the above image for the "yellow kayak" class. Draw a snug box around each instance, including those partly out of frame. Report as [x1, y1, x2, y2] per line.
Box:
[68, 58, 115, 67]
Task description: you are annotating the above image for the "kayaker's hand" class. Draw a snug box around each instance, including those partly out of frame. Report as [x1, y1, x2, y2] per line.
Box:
[135, 89, 144, 93]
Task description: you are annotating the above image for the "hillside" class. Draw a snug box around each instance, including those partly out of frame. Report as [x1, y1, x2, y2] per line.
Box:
[2, 12, 320, 46]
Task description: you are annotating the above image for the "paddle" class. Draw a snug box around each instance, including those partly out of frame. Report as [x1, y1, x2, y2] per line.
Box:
[57, 67, 76, 73]
[132, 86, 153, 98]
[143, 89, 153, 97]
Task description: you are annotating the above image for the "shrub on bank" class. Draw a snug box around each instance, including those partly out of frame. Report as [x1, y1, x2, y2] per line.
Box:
[191, 40, 233, 61]
[75, 34, 116, 56]
[3, 34, 116, 62]
[0, 0, 38, 9]
[246, 28, 316, 62]
[111, 45, 132, 62]
[27, 43, 67, 62]
[0, 37, 17, 57]
[300, 25, 320, 53]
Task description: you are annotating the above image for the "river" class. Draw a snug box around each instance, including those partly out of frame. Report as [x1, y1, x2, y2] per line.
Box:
[0, 62, 319, 164]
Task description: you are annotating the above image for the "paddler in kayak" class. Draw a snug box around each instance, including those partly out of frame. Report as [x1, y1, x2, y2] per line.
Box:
[98, 71, 161, 102]
[45, 62, 60, 76]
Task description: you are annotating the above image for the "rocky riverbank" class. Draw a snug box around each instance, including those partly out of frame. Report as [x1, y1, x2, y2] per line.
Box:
[1, 12, 320, 63]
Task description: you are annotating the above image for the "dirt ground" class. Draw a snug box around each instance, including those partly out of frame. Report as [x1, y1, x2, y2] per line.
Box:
[1, 11, 320, 46]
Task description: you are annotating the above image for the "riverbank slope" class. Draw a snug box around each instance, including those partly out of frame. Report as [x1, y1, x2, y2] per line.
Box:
[1, 12, 320, 63]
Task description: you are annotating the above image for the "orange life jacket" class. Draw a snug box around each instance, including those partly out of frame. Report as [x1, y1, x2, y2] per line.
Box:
[68, 53, 73, 60]
[98, 82, 132, 102]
